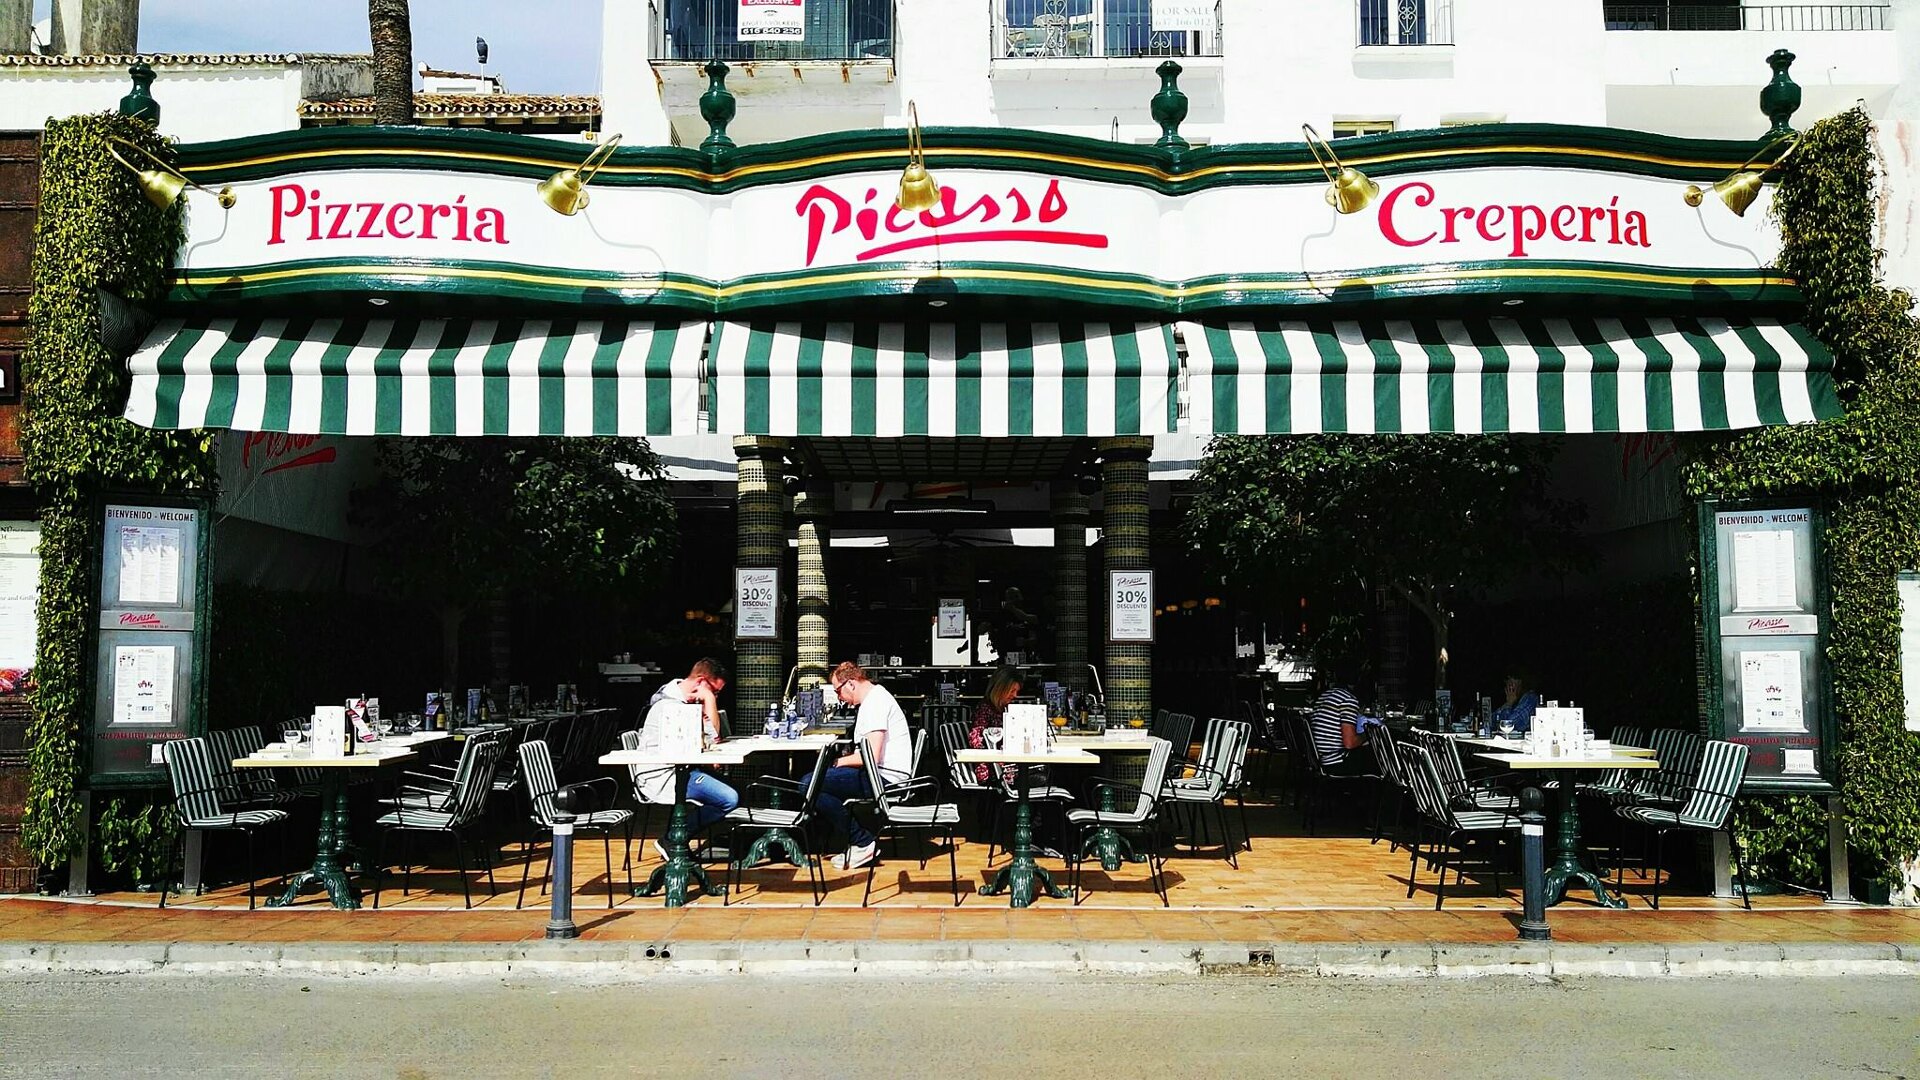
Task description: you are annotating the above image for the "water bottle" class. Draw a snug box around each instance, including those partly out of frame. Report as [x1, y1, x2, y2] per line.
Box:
[764, 703, 780, 737]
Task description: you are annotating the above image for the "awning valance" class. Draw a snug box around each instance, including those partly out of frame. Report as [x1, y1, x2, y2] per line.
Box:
[1178, 317, 1841, 435]
[124, 317, 706, 436]
[709, 321, 1178, 437]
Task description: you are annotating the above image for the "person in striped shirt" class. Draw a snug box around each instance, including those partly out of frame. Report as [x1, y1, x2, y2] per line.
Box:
[1309, 672, 1373, 775]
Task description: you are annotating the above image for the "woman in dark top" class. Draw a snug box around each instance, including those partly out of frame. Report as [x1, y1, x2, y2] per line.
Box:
[967, 667, 1023, 784]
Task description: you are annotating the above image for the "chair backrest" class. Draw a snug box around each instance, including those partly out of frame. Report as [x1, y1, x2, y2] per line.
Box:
[859, 742, 896, 817]
[937, 721, 984, 791]
[204, 729, 251, 806]
[162, 737, 226, 824]
[1188, 718, 1250, 797]
[518, 739, 561, 825]
[920, 704, 971, 735]
[793, 745, 836, 825]
[1677, 740, 1748, 829]
[449, 735, 507, 826]
[449, 727, 505, 791]
[1219, 717, 1253, 788]
[909, 726, 929, 780]
[1371, 723, 1404, 788]
[1119, 736, 1176, 819]
[1656, 731, 1706, 801]
[1397, 744, 1448, 823]
[1611, 724, 1646, 750]
[1154, 711, 1195, 763]
[616, 728, 671, 805]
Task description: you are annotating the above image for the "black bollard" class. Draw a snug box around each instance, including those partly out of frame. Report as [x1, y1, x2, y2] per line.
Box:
[1517, 785, 1550, 941]
[545, 786, 581, 940]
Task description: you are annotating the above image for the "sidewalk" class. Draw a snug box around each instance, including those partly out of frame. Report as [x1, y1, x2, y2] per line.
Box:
[4, 896, 1915, 977]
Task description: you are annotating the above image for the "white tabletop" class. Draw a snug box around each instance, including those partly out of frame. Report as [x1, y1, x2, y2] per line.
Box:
[954, 748, 1100, 765]
[1053, 735, 1155, 752]
[1453, 735, 1655, 758]
[715, 734, 839, 753]
[1475, 752, 1659, 770]
[600, 749, 749, 768]
[234, 745, 419, 769]
[373, 732, 454, 750]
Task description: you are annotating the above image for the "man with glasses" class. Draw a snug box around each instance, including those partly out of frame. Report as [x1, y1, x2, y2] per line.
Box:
[816, 661, 910, 871]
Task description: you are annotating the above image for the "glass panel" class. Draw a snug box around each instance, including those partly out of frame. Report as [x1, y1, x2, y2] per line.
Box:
[662, 0, 893, 61]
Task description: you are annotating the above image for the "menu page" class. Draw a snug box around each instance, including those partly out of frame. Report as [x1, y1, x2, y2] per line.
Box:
[112, 645, 175, 725]
[0, 532, 37, 671]
[116, 525, 182, 606]
[1739, 650, 1806, 731]
[1732, 528, 1798, 611]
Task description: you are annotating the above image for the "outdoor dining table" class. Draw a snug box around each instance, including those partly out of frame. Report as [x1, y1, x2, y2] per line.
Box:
[1475, 748, 1659, 909]
[955, 745, 1099, 908]
[1453, 734, 1655, 757]
[232, 731, 452, 910]
[705, 734, 841, 870]
[599, 744, 748, 907]
[1053, 734, 1157, 872]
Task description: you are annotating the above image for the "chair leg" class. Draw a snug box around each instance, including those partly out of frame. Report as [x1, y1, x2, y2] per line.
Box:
[624, 821, 636, 895]
[453, 831, 474, 910]
[245, 829, 258, 911]
[947, 828, 960, 908]
[399, 827, 412, 897]
[862, 829, 881, 908]
[517, 833, 538, 910]
[1650, 829, 1665, 910]
[1727, 819, 1752, 910]
[1434, 833, 1452, 911]
[159, 831, 182, 910]
[1237, 791, 1252, 853]
[1407, 823, 1423, 899]
[604, 829, 617, 909]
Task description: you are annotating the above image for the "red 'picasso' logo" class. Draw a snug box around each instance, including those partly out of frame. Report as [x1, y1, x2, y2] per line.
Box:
[242, 432, 337, 475]
[119, 612, 164, 628]
[795, 178, 1109, 267]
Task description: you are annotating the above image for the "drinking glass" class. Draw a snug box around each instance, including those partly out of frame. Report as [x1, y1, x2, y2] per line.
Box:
[1497, 718, 1516, 740]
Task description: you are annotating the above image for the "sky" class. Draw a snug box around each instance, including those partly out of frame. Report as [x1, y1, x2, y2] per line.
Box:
[33, 0, 604, 95]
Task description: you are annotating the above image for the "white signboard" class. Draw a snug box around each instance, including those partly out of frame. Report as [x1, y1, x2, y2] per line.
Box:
[735, 566, 780, 640]
[739, 0, 804, 39]
[1738, 649, 1805, 731]
[1900, 575, 1920, 732]
[112, 644, 175, 725]
[1153, 0, 1215, 31]
[1109, 570, 1155, 643]
[172, 162, 1785, 307]
[1733, 528, 1798, 611]
[116, 524, 182, 606]
[0, 523, 38, 672]
[936, 598, 967, 639]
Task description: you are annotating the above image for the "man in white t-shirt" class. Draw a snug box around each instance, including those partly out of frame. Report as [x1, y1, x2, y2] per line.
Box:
[633, 658, 738, 853]
[815, 660, 911, 871]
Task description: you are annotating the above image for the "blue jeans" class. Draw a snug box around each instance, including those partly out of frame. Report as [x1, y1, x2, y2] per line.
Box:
[683, 769, 739, 835]
[814, 766, 877, 848]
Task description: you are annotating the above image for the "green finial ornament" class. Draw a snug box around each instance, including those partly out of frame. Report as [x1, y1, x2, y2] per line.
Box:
[1151, 60, 1188, 152]
[1760, 48, 1801, 140]
[700, 60, 736, 154]
[118, 62, 160, 125]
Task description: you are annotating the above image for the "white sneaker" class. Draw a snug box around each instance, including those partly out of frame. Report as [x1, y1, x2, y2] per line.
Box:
[842, 842, 878, 871]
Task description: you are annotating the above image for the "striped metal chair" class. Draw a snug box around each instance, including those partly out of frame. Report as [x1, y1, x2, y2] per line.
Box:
[1066, 736, 1174, 906]
[859, 741, 963, 907]
[207, 727, 304, 809]
[1416, 729, 1518, 812]
[1400, 743, 1517, 910]
[158, 737, 290, 910]
[515, 738, 634, 909]
[1163, 717, 1252, 866]
[372, 733, 507, 909]
[724, 745, 835, 906]
[1613, 739, 1752, 909]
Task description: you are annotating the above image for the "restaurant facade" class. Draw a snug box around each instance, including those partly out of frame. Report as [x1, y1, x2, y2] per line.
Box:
[9, 0, 1920, 900]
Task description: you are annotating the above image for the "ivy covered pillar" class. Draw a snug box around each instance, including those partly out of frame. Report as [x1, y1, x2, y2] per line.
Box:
[733, 437, 788, 725]
[1051, 483, 1091, 693]
[1099, 437, 1153, 727]
[794, 480, 832, 691]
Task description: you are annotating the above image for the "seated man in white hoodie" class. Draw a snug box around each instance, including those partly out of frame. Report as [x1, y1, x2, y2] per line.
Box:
[633, 658, 739, 856]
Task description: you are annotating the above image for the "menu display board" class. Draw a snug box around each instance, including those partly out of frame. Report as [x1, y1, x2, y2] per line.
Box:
[92, 500, 209, 785]
[1900, 573, 1920, 733]
[1701, 502, 1832, 792]
[0, 522, 39, 675]
[936, 598, 966, 639]
[735, 567, 780, 640]
[1108, 570, 1155, 643]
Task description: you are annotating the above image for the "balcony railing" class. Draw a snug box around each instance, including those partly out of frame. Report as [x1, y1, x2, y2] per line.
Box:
[1603, 4, 1891, 30]
[651, 0, 895, 62]
[1355, 0, 1455, 45]
[992, 0, 1224, 60]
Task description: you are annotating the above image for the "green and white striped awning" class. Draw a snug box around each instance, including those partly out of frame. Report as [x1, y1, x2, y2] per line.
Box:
[125, 317, 705, 436]
[709, 321, 1178, 437]
[1178, 317, 1841, 434]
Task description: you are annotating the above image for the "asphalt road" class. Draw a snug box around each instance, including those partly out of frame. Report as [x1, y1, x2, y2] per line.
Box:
[0, 972, 1915, 1079]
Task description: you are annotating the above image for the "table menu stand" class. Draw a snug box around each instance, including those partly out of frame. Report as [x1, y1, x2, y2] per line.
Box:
[979, 763, 1068, 907]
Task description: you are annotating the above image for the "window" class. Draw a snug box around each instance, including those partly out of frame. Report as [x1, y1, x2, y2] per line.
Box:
[1356, 0, 1454, 46]
[657, 0, 894, 61]
[999, 0, 1223, 59]
[1332, 120, 1396, 138]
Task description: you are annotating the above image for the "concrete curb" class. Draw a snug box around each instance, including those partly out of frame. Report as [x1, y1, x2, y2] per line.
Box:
[0, 938, 1915, 978]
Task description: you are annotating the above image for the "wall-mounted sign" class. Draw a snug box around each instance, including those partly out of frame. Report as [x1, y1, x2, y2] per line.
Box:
[1900, 573, 1920, 733]
[1152, 0, 1215, 31]
[0, 522, 39, 675]
[936, 598, 967, 639]
[93, 500, 209, 785]
[0, 348, 18, 403]
[1109, 570, 1154, 643]
[739, 0, 805, 39]
[735, 566, 780, 640]
[165, 128, 1790, 315]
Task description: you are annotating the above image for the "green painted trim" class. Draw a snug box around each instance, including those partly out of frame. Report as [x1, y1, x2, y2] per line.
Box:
[169, 255, 1802, 316]
[171, 121, 1795, 195]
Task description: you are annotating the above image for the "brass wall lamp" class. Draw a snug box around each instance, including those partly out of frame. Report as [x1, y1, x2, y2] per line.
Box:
[1684, 133, 1797, 217]
[107, 138, 235, 209]
[896, 101, 941, 213]
[539, 132, 624, 216]
[1301, 123, 1378, 215]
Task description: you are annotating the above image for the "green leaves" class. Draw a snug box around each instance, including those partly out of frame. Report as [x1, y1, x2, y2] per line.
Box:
[19, 115, 219, 865]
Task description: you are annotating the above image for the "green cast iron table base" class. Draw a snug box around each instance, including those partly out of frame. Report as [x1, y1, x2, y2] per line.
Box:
[980, 763, 1067, 907]
[1542, 768, 1627, 909]
[1078, 783, 1146, 871]
[270, 773, 359, 910]
[636, 766, 723, 907]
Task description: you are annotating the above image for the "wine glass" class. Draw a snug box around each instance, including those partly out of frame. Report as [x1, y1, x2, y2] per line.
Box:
[1497, 716, 1517, 740]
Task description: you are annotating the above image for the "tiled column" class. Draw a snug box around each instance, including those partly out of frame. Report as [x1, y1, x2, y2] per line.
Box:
[1051, 484, 1091, 693]
[1100, 437, 1153, 727]
[734, 436, 789, 724]
[794, 480, 832, 691]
